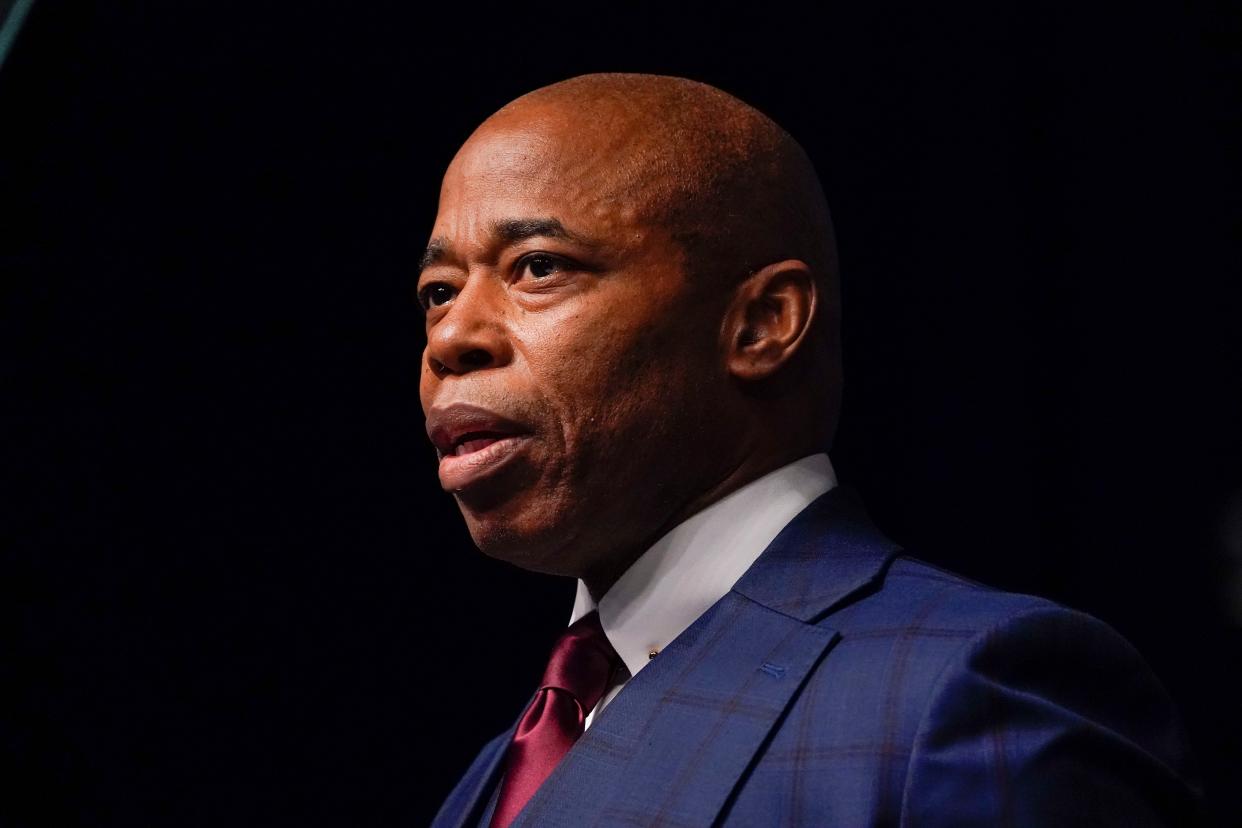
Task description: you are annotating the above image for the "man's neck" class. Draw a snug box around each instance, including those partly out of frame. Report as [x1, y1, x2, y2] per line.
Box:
[580, 446, 828, 601]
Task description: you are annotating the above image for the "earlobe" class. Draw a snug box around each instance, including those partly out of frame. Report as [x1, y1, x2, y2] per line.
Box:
[724, 259, 817, 382]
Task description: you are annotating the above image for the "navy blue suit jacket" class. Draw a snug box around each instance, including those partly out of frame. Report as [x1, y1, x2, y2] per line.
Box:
[433, 487, 1202, 826]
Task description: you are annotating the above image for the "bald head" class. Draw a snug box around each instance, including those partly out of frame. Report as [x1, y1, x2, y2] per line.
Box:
[482, 73, 839, 296]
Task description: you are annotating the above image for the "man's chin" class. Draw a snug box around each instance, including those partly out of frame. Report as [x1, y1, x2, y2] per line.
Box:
[460, 501, 583, 578]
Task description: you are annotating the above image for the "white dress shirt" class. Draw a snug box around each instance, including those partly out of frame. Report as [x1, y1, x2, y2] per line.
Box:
[569, 452, 838, 729]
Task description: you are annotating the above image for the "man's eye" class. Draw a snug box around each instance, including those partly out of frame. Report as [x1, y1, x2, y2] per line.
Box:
[419, 283, 456, 309]
[519, 254, 565, 280]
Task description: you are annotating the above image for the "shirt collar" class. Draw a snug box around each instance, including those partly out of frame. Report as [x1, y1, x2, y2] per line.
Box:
[569, 453, 838, 680]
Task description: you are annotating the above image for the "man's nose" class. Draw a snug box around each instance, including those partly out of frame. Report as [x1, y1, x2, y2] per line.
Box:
[424, 280, 512, 377]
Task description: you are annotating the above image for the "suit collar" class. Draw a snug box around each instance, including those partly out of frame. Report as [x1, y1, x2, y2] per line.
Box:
[731, 484, 902, 623]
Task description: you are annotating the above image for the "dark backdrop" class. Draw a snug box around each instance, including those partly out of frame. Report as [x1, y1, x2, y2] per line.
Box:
[4, 2, 1239, 826]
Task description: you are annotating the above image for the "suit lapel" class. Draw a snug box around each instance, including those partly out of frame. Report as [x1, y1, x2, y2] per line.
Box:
[435, 719, 518, 828]
[509, 486, 900, 826]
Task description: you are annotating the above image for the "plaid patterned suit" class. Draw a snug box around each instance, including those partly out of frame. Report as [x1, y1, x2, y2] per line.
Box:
[433, 487, 1202, 827]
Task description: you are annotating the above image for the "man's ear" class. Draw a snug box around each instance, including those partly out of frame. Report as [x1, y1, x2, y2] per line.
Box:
[722, 259, 818, 381]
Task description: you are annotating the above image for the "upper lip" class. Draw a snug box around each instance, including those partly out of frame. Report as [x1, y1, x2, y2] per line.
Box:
[426, 402, 530, 456]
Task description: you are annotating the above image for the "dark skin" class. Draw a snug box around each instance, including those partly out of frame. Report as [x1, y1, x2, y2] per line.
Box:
[418, 75, 837, 600]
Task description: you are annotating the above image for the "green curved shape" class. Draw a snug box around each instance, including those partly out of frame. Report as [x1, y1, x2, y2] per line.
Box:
[0, 0, 37, 72]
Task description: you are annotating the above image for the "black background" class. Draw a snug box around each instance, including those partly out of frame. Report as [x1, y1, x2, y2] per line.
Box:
[4, 2, 1239, 826]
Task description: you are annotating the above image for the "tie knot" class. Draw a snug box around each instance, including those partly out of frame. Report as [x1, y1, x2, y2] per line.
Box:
[539, 610, 619, 715]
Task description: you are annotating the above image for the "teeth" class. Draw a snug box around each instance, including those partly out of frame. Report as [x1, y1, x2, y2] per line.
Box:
[455, 436, 502, 456]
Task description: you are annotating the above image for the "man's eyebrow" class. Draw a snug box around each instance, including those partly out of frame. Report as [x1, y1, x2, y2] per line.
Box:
[417, 218, 600, 276]
[493, 217, 588, 245]
[418, 239, 448, 274]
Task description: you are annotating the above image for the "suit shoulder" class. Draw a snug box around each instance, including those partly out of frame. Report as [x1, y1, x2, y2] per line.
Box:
[892, 566, 1205, 824]
[813, 555, 1202, 822]
[837, 552, 1068, 633]
[827, 551, 1185, 700]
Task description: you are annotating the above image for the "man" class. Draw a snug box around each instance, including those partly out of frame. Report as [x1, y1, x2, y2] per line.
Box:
[419, 73, 1201, 826]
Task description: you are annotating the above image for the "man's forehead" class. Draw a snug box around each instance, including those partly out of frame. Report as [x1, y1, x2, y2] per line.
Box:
[443, 117, 639, 202]
[430, 119, 656, 251]
[447, 125, 557, 181]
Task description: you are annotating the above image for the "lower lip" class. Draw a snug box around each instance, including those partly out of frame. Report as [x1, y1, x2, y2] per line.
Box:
[437, 435, 530, 492]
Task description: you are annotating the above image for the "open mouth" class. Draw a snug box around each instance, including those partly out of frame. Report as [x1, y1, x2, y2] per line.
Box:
[426, 403, 534, 492]
[436, 433, 530, 491]
[447, 431, 511, 457]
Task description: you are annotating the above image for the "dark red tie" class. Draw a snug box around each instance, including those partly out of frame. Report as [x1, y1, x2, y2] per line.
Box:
[489, 610, 620, 828]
